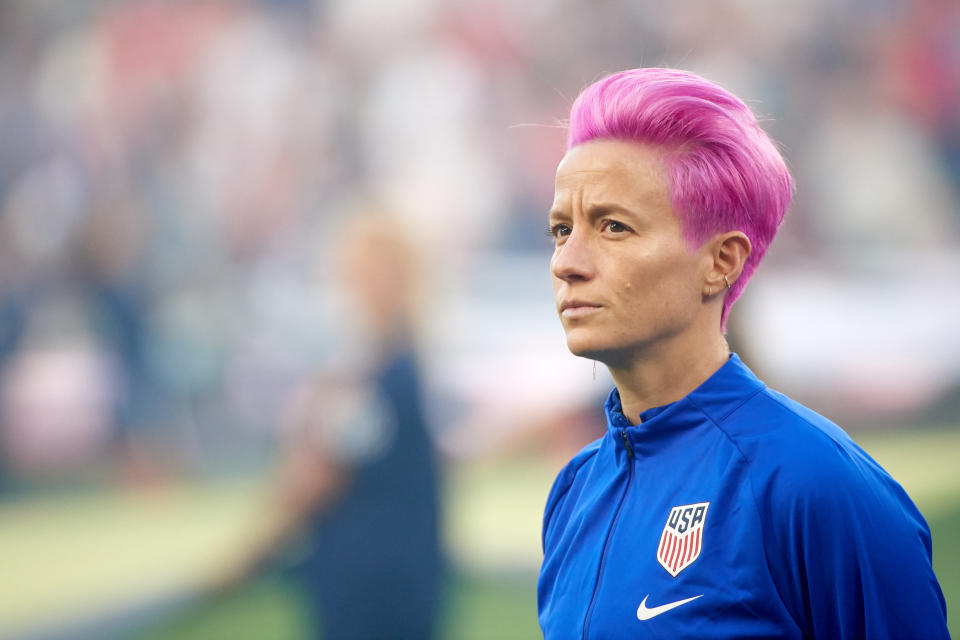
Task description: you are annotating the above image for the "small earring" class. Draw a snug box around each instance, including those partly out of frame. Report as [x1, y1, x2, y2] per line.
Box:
[723, 274, 731, 289]
[706, 286, 712, 297]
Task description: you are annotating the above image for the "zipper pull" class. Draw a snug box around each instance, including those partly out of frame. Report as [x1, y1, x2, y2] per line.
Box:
[621, 427, 635, 458]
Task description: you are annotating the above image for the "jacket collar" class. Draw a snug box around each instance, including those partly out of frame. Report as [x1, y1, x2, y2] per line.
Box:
[604, 353, 766, 454]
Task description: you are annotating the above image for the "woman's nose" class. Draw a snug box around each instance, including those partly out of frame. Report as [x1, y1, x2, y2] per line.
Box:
[550, 228, 596, 283]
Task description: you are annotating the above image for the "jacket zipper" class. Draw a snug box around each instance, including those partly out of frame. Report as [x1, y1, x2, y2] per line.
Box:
[582, 427, 635, 639]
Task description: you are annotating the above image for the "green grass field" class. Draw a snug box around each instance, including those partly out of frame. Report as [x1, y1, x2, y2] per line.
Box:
[1, 426, 957, 639]
[134, 570, 541, 640]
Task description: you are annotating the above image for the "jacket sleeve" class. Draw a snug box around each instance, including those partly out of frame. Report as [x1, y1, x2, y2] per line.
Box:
[541, 457, 578, 553]
[541, 440, 602, 553]
[761, 438, 949, 639]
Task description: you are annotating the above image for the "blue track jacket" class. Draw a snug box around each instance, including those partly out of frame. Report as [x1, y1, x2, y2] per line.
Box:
[538, 354, 948, 639]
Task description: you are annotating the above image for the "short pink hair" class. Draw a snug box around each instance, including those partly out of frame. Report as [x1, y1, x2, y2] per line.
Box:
[567, 68, 793, 329]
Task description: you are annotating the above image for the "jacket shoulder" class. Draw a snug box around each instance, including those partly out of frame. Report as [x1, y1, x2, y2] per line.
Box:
[717, 387, 884, 487]
[541, 437, 603, 550]
[717, 389, 947, 638]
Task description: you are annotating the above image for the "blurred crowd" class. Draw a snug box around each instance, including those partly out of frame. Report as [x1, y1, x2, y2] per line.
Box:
[1, 0, 958, 484]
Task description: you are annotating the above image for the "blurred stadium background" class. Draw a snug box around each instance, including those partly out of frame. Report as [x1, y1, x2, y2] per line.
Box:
[0, 0, 958, 638]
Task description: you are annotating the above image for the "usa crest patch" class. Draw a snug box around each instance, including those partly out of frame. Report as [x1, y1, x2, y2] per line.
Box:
[657, 502, 709, 577]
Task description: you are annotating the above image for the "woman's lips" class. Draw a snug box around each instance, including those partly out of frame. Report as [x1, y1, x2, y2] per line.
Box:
[560, 303, 602, 319]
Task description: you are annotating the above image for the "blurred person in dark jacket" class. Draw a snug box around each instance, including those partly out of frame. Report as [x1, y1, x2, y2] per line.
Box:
[214, 210, 442, 640]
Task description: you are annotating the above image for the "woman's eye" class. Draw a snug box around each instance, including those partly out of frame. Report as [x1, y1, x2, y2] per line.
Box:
[547, 223, 572, 239]
[602, 220, 629, 233]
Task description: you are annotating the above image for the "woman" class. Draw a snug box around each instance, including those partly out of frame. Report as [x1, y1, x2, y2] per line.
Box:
[537, 68, 947, 639]
[212, 211, 442, 640]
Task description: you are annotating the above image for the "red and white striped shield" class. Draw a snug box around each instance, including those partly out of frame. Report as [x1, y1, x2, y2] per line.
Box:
[657, 502, 710, 577]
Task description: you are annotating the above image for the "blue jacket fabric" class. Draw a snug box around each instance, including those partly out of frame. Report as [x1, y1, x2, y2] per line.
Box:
[538, 354, 948, 639]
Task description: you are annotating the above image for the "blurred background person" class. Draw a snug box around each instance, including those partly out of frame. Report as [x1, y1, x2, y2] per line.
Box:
[211, 210, 443, 640]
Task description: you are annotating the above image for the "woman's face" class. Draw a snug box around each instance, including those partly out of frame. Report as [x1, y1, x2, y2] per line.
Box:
[339, 228, 412, 335]
[548, 140, 711, 366]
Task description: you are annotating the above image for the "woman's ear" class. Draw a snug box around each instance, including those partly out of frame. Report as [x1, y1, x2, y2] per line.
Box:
[705, 231, 751, 292]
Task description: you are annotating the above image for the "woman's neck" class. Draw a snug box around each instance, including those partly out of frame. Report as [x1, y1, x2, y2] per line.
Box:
[606, 332, 730, 425]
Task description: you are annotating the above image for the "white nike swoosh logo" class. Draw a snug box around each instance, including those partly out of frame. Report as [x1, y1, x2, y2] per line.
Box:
[636, 594, 703, 620]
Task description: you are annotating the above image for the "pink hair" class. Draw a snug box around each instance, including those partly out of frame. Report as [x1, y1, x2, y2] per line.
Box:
[567, 68, 793, 330]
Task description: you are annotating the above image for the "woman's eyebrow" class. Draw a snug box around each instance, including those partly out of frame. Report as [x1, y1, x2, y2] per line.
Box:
[548, 202, 642, 223]
[585, 202, 640, 218]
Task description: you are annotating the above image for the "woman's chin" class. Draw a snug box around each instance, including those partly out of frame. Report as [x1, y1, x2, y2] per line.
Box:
[565, 336, 611, 361]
